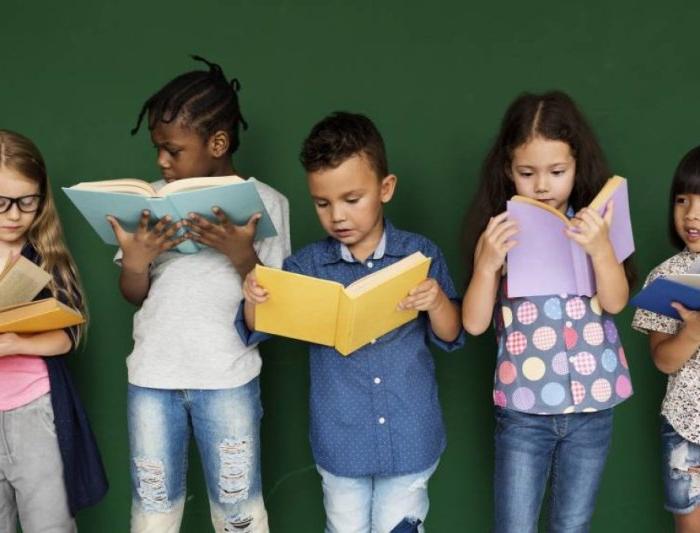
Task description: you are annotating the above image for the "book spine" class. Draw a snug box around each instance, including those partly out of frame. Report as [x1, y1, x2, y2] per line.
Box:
[151, 197, 199, 254]
[334, 293, 355, 356]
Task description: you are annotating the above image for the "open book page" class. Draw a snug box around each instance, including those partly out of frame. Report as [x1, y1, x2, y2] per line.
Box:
[158, 175, 244, 196]
[336, 254, 432, 355]
[0, 255, 51, 308]
[70, 179, 158, 196]
[666, 274, 700, 289]
[344, 252, 430, 296]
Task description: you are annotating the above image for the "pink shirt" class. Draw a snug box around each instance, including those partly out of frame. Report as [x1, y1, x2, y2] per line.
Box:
[0, 355, 50, 410]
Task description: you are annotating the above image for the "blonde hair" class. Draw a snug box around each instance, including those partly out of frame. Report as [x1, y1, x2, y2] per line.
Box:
[0, 129, 87, 344]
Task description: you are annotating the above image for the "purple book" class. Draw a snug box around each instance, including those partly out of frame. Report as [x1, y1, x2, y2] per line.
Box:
[506, 176, 635, 298]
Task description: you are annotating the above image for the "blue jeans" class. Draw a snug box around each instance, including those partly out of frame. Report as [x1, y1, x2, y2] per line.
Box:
[661, 416, 700, 514]
[493, 407, 613, 533]
[127, 379, 268, 533]
[316, 460, 438, 533]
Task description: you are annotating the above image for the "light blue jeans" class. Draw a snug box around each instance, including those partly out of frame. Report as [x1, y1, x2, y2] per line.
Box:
[127, 378, 268, 533]
[493, 407, 613, 533]
[316, 460, 439, 533]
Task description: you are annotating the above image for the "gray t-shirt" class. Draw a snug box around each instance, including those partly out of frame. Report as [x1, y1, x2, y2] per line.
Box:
[116, 178, 291, 389]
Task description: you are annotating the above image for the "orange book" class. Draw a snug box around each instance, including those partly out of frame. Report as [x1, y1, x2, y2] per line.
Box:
[254, 252, 431, 355]
[0, 298, 84, 333]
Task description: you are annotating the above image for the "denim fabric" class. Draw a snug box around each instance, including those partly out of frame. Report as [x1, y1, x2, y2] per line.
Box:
[317, 460, 437, 533]
[661, 416, 700, 514]
[493, 407, 613, 533]
[0, 394, 76, 533]
[128, 378, 268, 533]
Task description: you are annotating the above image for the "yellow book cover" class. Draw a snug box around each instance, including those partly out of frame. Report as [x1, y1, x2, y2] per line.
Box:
[0, 298, 85, 333]
[254, 252, 431, 355]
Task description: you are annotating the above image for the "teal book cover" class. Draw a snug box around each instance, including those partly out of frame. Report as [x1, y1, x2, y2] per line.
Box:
[63, 177, 277, 254]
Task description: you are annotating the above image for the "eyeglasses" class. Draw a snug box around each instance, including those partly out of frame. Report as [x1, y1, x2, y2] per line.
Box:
[0, 195, 43, 214]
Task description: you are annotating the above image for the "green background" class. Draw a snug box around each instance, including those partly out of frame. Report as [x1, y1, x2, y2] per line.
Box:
[2, 1, 698, 531]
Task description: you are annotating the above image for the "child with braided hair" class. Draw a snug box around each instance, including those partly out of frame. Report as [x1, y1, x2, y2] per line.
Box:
[108, 56, 290, 533]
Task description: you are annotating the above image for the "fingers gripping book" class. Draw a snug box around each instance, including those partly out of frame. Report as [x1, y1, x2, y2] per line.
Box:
[254, 251, 432, 355]
[63, 176, 278, 254]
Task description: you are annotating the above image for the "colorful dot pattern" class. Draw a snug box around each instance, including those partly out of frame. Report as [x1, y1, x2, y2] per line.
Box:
[493, 278, 634, 414]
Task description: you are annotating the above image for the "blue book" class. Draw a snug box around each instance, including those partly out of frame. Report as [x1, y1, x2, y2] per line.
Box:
[630, 275, 700, 320]
[63, 176, 277, 254]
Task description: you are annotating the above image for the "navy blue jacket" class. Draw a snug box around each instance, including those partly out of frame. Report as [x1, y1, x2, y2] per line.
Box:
[21, 243, 108, 515]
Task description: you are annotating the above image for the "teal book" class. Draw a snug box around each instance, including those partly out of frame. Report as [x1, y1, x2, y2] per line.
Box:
[63, 176, 277, 254]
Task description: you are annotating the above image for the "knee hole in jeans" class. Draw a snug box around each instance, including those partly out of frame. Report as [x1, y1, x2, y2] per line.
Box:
[218, 437, 252, 505]
[134, 457, 171, 512]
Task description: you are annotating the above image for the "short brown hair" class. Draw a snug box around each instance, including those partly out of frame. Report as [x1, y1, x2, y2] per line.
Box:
[300, 112, 388, 178]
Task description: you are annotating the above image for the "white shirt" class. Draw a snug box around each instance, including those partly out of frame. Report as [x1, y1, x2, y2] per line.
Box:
[117, 178, 291, 389]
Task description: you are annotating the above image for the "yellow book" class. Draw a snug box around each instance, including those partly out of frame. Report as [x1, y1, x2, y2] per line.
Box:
[0, 254, 51, 308]
[254, 252, 431, 355]
[0, 298, 85, 333]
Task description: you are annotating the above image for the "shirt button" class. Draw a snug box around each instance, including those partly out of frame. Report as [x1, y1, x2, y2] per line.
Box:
[374, 377, 382, 384]
[367, 261, 374, 268]
[378, 417, 386, 424]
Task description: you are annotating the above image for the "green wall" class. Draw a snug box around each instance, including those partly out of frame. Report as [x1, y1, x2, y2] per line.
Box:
[2, 1, 697, 531]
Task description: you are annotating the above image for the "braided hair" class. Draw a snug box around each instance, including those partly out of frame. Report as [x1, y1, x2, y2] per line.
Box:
[132, 55, 248, 154]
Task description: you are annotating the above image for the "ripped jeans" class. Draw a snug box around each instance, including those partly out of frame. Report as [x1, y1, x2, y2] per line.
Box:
[661, 417, 700, 514]
[127, 379, 268, 533]
[316, 460, 438, 533]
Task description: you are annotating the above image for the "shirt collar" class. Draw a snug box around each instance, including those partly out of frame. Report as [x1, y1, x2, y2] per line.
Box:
[320, 219, 408, 265]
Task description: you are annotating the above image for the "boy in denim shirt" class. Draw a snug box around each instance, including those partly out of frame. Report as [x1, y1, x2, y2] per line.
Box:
[237, 112, 463, 532]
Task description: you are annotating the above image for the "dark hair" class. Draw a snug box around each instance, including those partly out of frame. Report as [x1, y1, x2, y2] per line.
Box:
[300, 112, 388, 178]
[131, 55, 248, 154]
[669, 145, 700, 250]
[462, 90, 635, 284]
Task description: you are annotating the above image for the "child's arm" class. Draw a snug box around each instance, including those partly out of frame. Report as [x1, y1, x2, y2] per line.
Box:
[0, 330, 72, 357]
[108, 211, 186, 306]
[566, 202, 628, 314]
[462, 212, 518, 335]
[187, 209, 262, 278]
[399, 279, 461, 342]
[648, 302, 700, 374]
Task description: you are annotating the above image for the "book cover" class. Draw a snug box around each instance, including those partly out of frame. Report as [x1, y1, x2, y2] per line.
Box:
[254, 252, 432, 355]
[506, 175, 634, 298]
[63, 176, 277, 254]
[630, 274, 700, 320]
[0, 298, 85, 333]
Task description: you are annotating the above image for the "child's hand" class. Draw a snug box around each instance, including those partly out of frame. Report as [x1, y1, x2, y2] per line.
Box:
[671, 302, 700, 344]
[107, 211, 187, 272]
[0, 333, 20, 357]
[474, 211, 518, 275]
[566, 202, 614, 259]
[398, 278, 446, 312]
[188, 209, 261, 263]
[242, 271, 269, 305]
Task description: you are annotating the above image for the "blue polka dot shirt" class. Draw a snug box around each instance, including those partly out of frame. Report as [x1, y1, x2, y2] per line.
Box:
[236, 220, 465, 477]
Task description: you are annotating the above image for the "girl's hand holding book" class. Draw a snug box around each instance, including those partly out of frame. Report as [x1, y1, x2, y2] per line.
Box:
[566, 202, 615, 259]
[474, 211, 518, 276]
[0, 332, 20, 357]
[107, 210, 186, 272]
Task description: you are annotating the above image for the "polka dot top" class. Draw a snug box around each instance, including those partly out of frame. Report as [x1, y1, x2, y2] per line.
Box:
[493, 276, 633, 414]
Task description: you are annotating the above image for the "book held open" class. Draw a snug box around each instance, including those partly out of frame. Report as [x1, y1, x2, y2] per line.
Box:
[506, 175, 635, 298]
[63, 176, 277, 254]
[254, 252, 432, 355]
